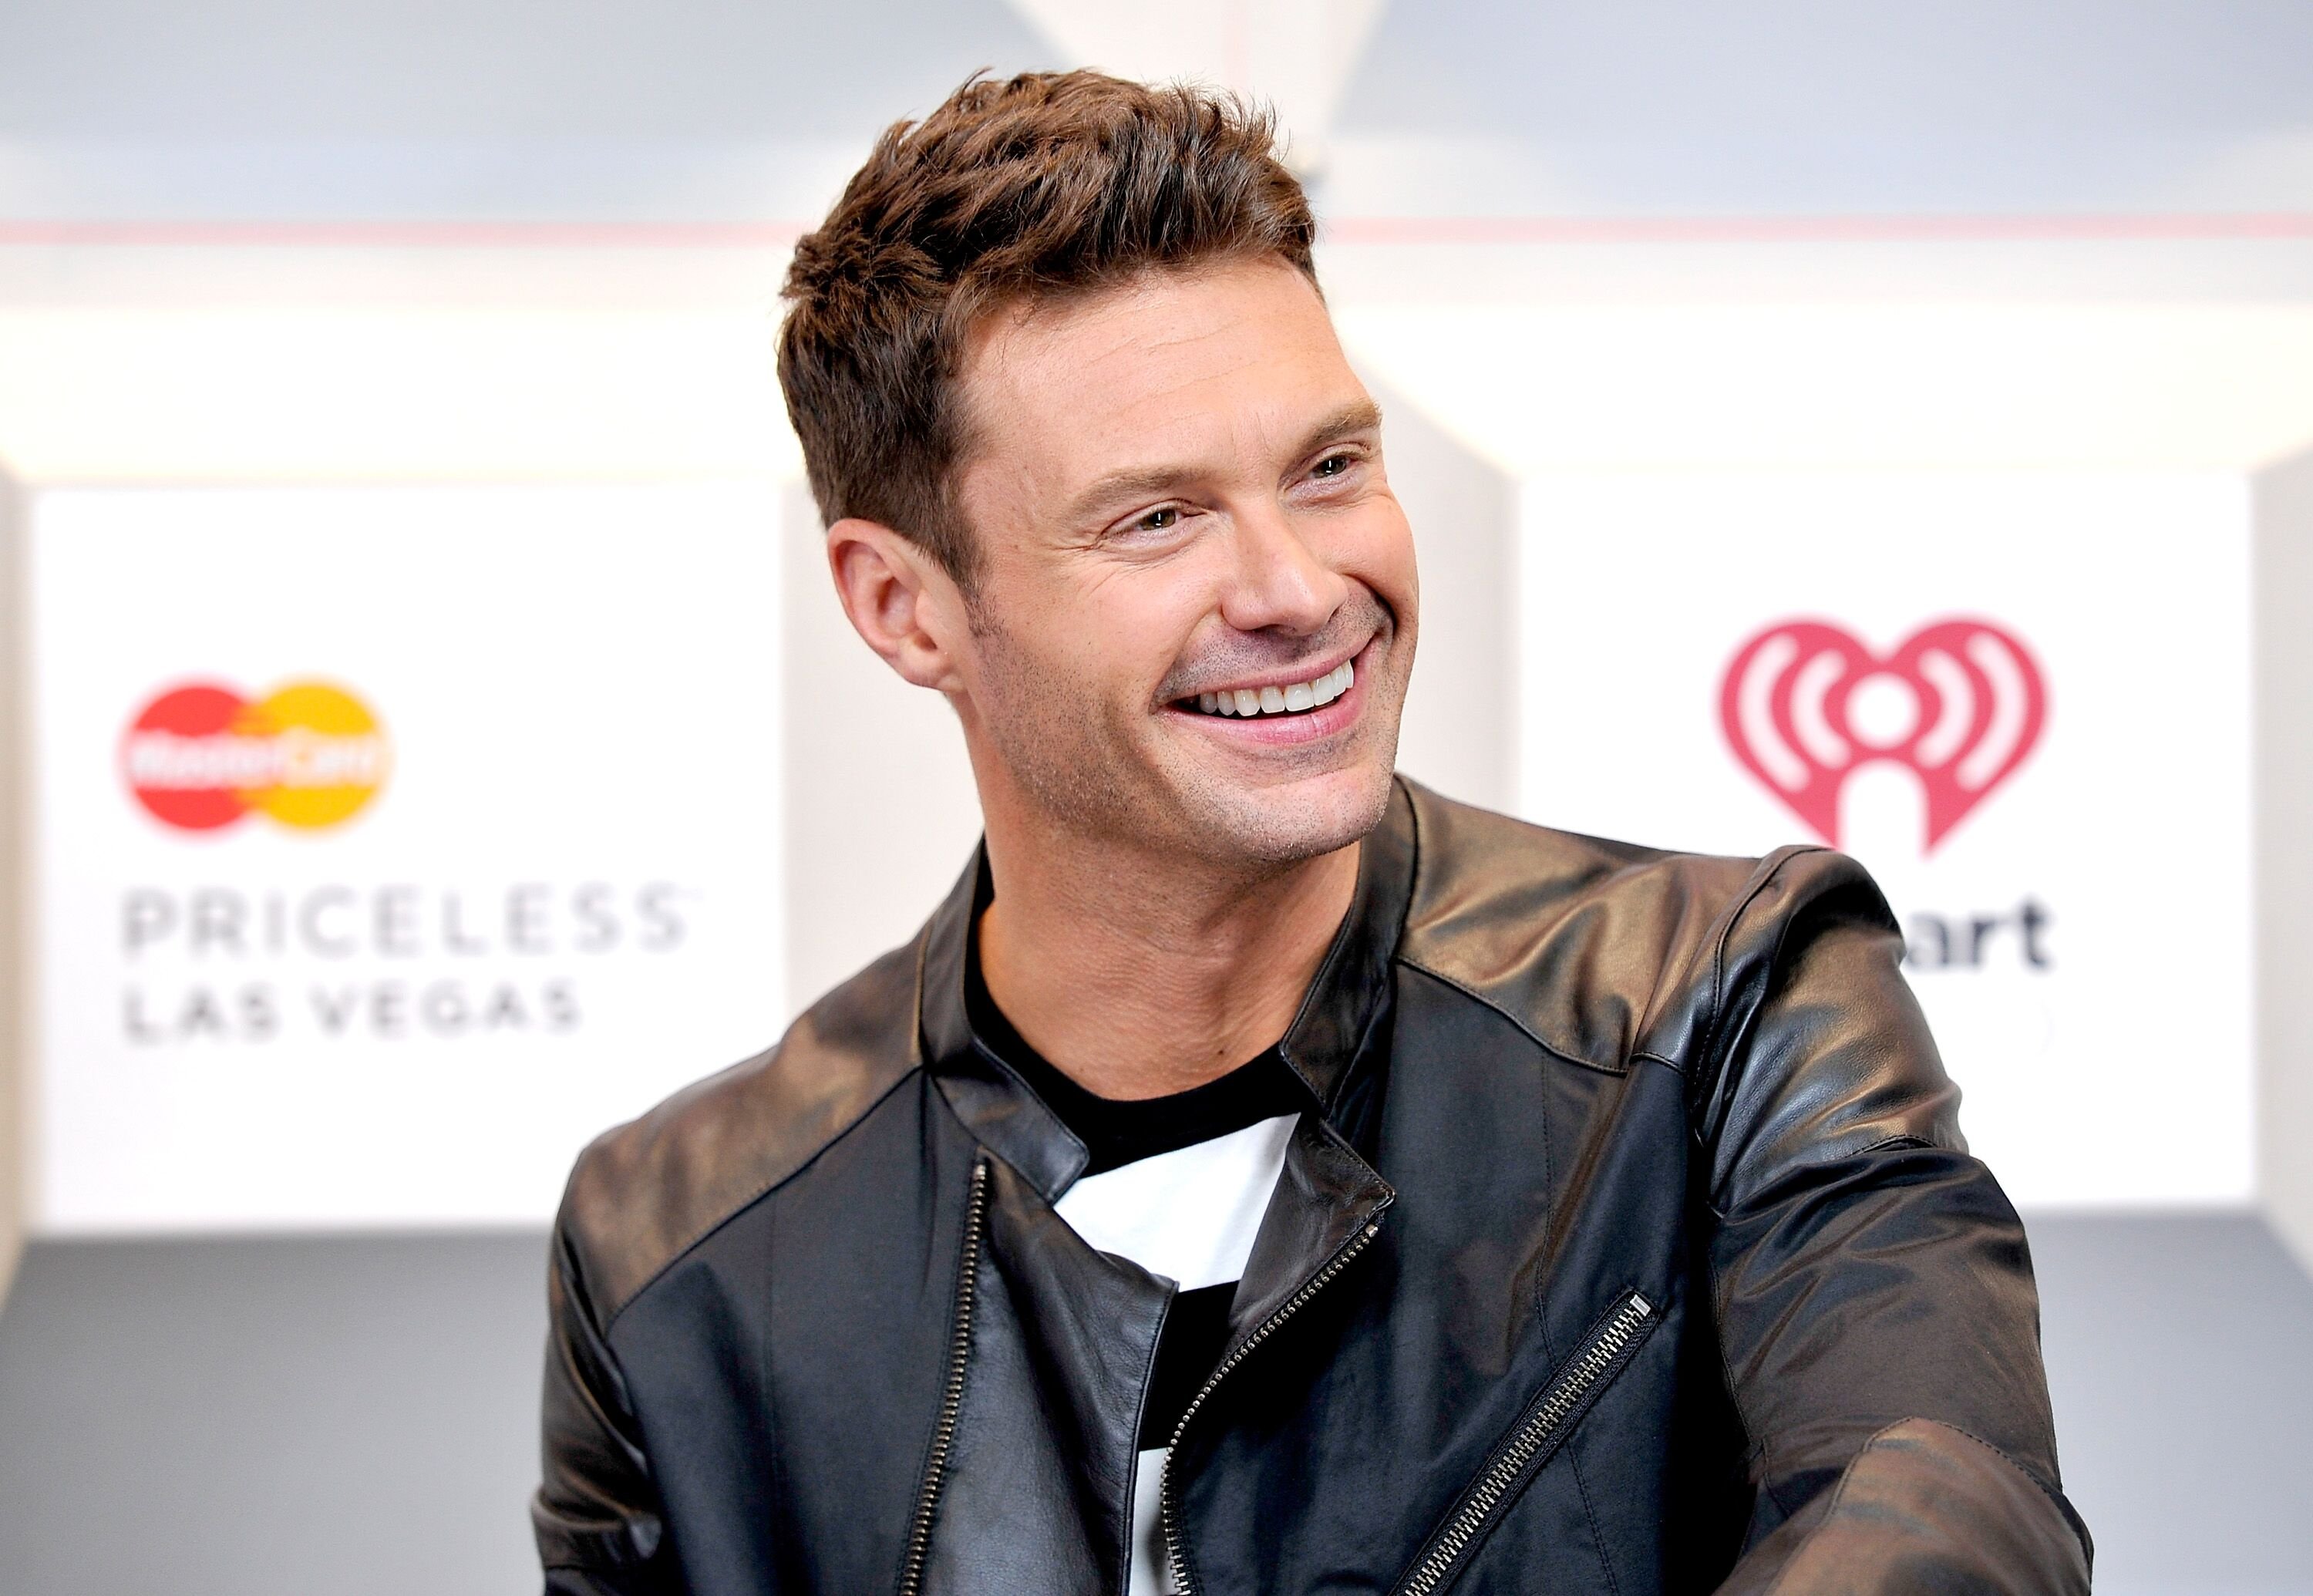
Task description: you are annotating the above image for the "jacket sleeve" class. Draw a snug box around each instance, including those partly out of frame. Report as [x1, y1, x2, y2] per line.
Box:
[533, 1220, 682, 1595]
[1692, 849, 2092, 1594]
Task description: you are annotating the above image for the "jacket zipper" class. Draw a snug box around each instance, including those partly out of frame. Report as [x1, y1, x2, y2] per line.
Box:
[1392, 1290, 1656, 1596]
[896, 1155, 991, 1596]
[1159, 1216, 1386, 1596]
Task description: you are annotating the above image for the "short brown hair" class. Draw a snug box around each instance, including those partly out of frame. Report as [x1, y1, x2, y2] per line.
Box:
[776, 70, 1318, 584]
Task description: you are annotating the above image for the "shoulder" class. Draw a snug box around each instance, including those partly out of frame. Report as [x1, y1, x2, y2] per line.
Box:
[1394, 781, 1885, 1072]
[554, 934, 926, 1325]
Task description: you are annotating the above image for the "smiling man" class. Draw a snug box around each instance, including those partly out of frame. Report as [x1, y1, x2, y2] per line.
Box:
[534, 72, 2090, 1596]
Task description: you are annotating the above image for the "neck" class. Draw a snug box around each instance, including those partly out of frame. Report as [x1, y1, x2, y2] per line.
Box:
[976, 813, 1361, 1103]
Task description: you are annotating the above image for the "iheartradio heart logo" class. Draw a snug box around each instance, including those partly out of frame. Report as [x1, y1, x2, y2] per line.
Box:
[1719, 618, 2046, 852]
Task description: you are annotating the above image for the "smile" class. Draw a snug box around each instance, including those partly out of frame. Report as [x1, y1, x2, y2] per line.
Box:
[1185, 660, 1355, 719]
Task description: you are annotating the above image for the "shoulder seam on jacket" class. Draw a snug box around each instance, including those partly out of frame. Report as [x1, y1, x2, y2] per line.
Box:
[1694, 848, 1831, 1498]
[601, 1061, 925, 1332]
[1699, 844, 1831, 1074]
[1394, 955, 1628, 1076]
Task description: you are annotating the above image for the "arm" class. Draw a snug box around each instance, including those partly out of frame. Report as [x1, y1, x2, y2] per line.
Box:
[1694, 850, 2091, 1593]
[534, 1223, 682, 1595]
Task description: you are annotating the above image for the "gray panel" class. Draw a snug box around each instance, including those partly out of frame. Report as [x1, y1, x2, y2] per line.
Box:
[1335, 0, 2313, 210]
[1342, 0, 2313, 140]
[0, 0, 1055, 222]
[2029, 1212, 2313, 1595]
[0, 0, 1049, 141]
[0, 1234, 550, 1596]
[11, 1, 2313, 220]
[0, 1216, 2308, 1592]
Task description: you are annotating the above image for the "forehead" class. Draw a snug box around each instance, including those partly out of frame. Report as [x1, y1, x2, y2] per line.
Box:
[954, 259, 1359, 498]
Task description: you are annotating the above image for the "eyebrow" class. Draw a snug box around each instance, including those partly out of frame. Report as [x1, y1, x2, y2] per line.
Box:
[1291, 399, 1385, 463]
[1063, 398, 1385, 529]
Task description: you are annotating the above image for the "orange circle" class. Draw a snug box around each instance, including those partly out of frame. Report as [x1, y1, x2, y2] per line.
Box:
[235, 681, 390, 830]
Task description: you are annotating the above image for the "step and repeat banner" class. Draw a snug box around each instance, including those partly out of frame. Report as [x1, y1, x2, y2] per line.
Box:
[15, 467, 2258, 1227]
[1520, 472, 2251, 1207]
[27, 485, 786, 1231]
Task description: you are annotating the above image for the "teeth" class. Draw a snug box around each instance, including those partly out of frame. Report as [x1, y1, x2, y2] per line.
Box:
[1189, 659, 1356, 719]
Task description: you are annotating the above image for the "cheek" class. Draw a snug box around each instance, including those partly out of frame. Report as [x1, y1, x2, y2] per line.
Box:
[1064, 570, 1217, 693]
[977, 577, 1196, 723]
[1333, 499, 1420, 609]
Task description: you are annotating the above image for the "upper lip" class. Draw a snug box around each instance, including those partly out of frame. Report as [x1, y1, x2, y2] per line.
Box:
[1169, 641, 1369, 705]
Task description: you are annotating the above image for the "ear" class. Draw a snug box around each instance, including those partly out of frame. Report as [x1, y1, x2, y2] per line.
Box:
[825, 518, 973, 693]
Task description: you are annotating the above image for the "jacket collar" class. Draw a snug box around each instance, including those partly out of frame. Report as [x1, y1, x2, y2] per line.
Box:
[915, 779, 1418, 1200]
[1277, 778, 1416, 1110]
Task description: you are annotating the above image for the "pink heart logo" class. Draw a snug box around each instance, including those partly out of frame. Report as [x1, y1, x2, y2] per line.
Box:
[1719, 618, 2047, 852]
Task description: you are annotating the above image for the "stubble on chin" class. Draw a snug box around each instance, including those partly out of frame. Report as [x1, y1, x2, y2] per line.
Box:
[1160, 720, 1399, 869]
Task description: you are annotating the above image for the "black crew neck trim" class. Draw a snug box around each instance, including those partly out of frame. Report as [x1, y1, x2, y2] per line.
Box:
[1141, 1283, 1234, 1447]
[965, 918, 1312, 1177]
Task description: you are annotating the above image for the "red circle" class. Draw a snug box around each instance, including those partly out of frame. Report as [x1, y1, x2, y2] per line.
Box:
[121, 682, 254, 831]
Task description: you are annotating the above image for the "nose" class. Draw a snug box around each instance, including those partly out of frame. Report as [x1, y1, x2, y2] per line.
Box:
[1214, 501, 1350, 638]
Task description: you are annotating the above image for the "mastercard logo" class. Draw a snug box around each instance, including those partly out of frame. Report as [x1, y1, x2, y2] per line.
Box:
[122, 680, 390, 833]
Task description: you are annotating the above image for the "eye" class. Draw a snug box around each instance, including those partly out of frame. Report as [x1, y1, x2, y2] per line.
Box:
[1311, 452, 1355, 480]
[1099, 501, 1196, 547]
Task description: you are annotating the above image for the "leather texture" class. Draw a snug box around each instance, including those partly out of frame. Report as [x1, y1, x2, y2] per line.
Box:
[534, 779, 2090, 1594]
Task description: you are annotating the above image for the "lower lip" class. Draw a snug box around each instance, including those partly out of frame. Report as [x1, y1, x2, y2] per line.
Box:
[1164, 649, 1369, 748]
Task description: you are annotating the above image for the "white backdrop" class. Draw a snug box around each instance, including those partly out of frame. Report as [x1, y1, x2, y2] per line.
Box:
[28, 484, 787, 1231]
[1519, 471, 2253, 1208]
[12, 468, 2266, 1225]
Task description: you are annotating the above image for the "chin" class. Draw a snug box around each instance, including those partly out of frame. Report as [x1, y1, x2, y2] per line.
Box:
[1184, 758, 1398, 868]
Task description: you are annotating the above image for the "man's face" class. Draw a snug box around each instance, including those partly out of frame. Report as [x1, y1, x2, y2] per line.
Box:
[946, 258, 1419, 869]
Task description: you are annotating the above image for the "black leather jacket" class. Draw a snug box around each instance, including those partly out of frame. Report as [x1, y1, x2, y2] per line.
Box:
[535, 780, 2091, 1594]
